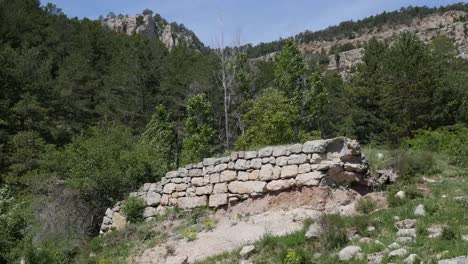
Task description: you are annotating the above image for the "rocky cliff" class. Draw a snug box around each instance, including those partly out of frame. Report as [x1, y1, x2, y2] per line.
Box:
[100, 137, 369, 235]
[103, 14, 203, 50]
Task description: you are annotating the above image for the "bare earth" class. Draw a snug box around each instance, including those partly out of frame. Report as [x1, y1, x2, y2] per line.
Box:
[133, 186, 378, 264]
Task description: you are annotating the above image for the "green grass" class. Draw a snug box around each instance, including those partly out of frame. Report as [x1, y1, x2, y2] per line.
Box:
[196, 154, 468, 264]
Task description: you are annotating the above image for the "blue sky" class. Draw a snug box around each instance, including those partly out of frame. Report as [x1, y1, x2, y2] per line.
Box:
[40, 0, 466, 46]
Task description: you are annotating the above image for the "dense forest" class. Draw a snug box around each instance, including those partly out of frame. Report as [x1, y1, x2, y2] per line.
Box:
[242, 2, 468, 58]
[1, 0, 468, 263]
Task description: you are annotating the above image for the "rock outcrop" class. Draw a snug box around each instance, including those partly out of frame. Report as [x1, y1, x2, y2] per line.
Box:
[103, 14, 201, 50]
[100, 137, 368, 235]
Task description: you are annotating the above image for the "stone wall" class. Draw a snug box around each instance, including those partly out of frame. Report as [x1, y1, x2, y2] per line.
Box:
[100, 137, 368, 234]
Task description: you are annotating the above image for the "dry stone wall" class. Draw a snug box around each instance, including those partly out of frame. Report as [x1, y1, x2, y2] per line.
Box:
[100, 137, 368, 234]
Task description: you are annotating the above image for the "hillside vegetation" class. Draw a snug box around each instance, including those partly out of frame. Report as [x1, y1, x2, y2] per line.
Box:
[0, 0, 468, 263]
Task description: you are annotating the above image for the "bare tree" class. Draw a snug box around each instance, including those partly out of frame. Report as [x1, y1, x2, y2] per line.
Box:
[213, 19, 241, 151]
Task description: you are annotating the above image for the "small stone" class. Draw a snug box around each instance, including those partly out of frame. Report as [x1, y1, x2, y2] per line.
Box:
[191, 177, 204, 187]
[239, 245, 255, 258]
[403, 254, 419, 264]
[414, 204, 426, 217]
[238, 171, 249, 181]
[305, 224, 322, 239]
[367, 226, 376, 232]
[163, 183, 176, 194]
[388, 248, 408, 258]
[250, 158, 262, 169]
[396, 237, 414, 244]
[235, 159, 248, 170]
[105, 208, 113, 218]
[146, 192, 162, 206]
[397, 228, 416, 238]
[276, 156, 288, 166]
[359, 237, 372, 243]
[367, 251, 385, 264]
[195, 185, 213, 195]
[338, 246, 362, 261]
[102, 216, 112, 225]
[396, 219, 417, 229]
[427, 225, 444, 239]
[395, 191, 406, 199]
[387, 242, 401, 250]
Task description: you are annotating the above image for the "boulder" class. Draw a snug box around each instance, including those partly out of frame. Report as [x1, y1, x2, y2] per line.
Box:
[396, 219, 417, 229]
[396, 228, 416, 238]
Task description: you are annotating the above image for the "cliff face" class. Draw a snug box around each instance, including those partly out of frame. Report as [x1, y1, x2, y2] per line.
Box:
[103, 14, 203, 50]
[301, 11, 468, 77]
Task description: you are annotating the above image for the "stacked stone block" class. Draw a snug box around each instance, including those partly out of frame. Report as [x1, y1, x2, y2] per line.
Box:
[100, 137, 368, 234]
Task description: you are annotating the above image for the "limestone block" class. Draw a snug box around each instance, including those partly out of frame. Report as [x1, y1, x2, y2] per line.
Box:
[248, 170, 259, 180]
[209, 194, 228, 207]
[189, 169, 203, 177]
[210, 173, 220, 183]
[191, 177, 204, 187]
[146, 192, 161, 206]
[143, 207, 157, 218]
[238, 171, 249, 181]
[235, 159, 248, 170]
[213, 183, 228, 193]
[177, 168, 188, 177]
[230, 152, 238, 161]
[259, 164, 277, 181]
[296, 171, 324, 186]
[276, 156, 288, 166]
[303, 140, 327, 153]
[163, 183, 176, 194]
[203, 158, 216, 166]
[272, 146, 287, 157]
[250, 158, 263, 169]
[160, 194, 170, 205]
[196, 185, 213, 195]
[220, 170, 237, 182]
[228, 181, 267, 194]
[266, 179, 296, 191]
[281, 165, 299, 178]
[287, 144, 303, 154]
[166, 171, 177, 178]
[175, 183, 188, 192]
[215, 163, 228, 172]
[245, 151, 257, 159]
[258, 146, 273, 157]
[177, 196, 207, 209]
[298, 163, 311, 174]
[287, 154, 307, 165]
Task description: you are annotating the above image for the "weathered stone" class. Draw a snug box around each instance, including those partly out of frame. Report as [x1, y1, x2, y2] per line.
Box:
[388, 242, 400, 250]
[298, 163, 311, 174]
[338, 246, 362, 261]
[220, 170, 237, 182]
[165, 255, 188, 264]
[203, 175, 210, 185]
[287, 144, 303, 154]
[227, 161, 235, 169]
[105, 208, 113, 218]
[305, 224, 322, 240]
[210, 173, 220, 183]
[196, 185, 213, 195]
[272, 146, 287, 157]
[163, 183, 176, 194]
[397, 228, 416, 238]
[281, 165, 298, 178]
[396, 219, 417, 229]
[219, 156, 230, 164]
[404, 254, 419, 264]
[228, 181, 267, 194]
[245, 151, 257, 159]
[213, 183, 227, 193]
[189, 169, 203, 177]
[238, 151, 245, 159]
[177, 168, 188, 177]
[160, 194, 170, 206]
[191, 177, 204, 187]
[203, 158, 216, 166]
[166, 171, 177, 178]
[395, 190, 406, 199]
[296, 171, 324, 186]
[111, 212, 126, 230]
[171, 177, 184, 183]
[262, 157, 270, 164]
[172, 192, 186, 198]
[397, 236, 414, 244]
[186, 188, 196, 197]
[276, 156, 288, 166]
[239, 245, 255, 258]
[146, 192, 161, 206]
[238, 171, 249, 181]
[205, 165, 216, 174]
[414, 204, 426, 216]
[177, 196, 207, 209]
[209, 194, 228, 207]
[214, 163, 228, 172]
[287, 154, 307, 165]
[250, 158, 263, 169]
[439, 256, 468, 264]
[258, 147, 273, 157]
[303, 140, 327, 153]
[230, 152, 238, 162]
[248, 170, 259, 180]
[344, 163, 366, 173]
[143, 207, 157, 218]
[235, 159, 248, 170]
[310, 163, 331, 171]
[367, 252, 384, 264]
[389, 248, 408, 258]
[102, 216, 112, 225]
[266, 179, 296, 191]
[175, 183, 188, 192]
[259, 164, 277, 181]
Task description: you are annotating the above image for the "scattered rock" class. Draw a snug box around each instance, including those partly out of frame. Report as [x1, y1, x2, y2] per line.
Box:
[438, 256, 468, 264]
[396, 219, 417, 229]
[397, 228, 416, 238]
[404, 254, 419, 264]
[396, 236, 415, 244]
[395, 191, 406, 199]
[239, 245, 255, 259]
[462, 235, 468, 241]
[414, 204, 426, 217]
[305, 224, 322, 240]
[388, 248, 408, 258]
[338, 246, 362, 261]
[367, 226, 376, 232]
[388, 242, 401, 250]
[359, 237, 372, 243]
[368, 251, 385, 264]
[427, 224, 444, 239]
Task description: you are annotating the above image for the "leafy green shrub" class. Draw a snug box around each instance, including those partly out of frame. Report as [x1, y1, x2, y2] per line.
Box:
[407, 125, 468, 167]
[183, 227, 198, 241]
[284, 251, 302, 264]
[318, 214, 348, 250]
[392, 149, 437, 180]
[356, 197, 378, 214]
[122, 197, 145, 223]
